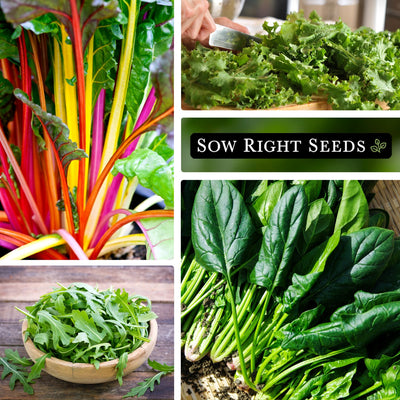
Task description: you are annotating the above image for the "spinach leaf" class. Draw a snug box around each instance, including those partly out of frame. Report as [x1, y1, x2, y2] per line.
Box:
[298, 198, 334, 256]
[334, 180, 369, 235]
[250, 185, 308, 291]
[249, 180, 286, 227]
[307, 227, 394, 309]
[191, 180, 256, 277]
[283, 229, 341, 313]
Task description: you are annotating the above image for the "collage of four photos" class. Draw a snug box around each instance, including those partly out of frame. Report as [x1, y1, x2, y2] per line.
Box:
[1, 0, 400, 399]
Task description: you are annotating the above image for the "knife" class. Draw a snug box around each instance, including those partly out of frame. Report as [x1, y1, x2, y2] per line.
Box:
[209, 24, 262, 51]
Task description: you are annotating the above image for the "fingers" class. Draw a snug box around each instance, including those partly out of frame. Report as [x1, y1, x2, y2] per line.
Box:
[214, 17, 250, 34]
[182, 0, 215, 39]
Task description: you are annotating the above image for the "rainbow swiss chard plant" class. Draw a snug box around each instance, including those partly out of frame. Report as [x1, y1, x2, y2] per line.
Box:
[0, 0, 174, 260]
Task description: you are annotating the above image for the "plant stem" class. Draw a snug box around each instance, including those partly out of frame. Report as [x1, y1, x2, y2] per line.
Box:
[261, 346, 353, 393]
[251, 291, 271, 373]
[69, 0, 87, 218]
[89, 209, 174, 259]
[226, 276, 257, 391]
[347, 382, 383, 400]
[81, 106, 173, 246]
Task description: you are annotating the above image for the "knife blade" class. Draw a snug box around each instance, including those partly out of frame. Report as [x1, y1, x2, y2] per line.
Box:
[209, 24, 262, 51]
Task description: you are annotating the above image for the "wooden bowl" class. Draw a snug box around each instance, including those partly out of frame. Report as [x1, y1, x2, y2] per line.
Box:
[22, 319, 158, 384]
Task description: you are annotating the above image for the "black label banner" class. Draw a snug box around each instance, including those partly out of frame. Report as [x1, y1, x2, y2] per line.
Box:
[190, 133, 392, 159]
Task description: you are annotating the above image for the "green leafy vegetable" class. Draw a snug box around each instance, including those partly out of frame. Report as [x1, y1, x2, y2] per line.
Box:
[18, 282, 157, 384]
[123, 359, 174, 398]
[14, 89, 88, 172]
[112, 148, 174, 208]
[0, 349, 47, 394]
[182, 12, 400, 110]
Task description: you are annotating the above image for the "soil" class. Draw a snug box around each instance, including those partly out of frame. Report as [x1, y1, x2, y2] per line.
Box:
[99, 222, 147, 260]
[181, 354, 252, 400]
[100, 244, 147, 260]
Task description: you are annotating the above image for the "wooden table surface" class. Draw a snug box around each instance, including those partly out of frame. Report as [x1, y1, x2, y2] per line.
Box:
[0, 265, 174, 400]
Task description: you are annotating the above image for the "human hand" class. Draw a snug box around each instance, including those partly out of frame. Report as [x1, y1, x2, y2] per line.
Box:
[182, 0, 216, 48]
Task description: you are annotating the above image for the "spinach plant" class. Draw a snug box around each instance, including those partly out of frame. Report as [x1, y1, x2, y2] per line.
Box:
[182, 180, 400, 399]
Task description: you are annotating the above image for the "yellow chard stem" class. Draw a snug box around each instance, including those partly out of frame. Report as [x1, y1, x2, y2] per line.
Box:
[61, 27, 80, 191]
[0, 235, 65, 260]
[85, 36, 94, 175]
[53, 36, 67, 122]
[83, 0, 138, 249]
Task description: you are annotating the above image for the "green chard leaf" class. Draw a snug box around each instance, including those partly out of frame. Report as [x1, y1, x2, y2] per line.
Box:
[0, 9, 18, 59]
[14, 89, 88, 173]
[90, 17, 123, 108]
[112, 148, 174, 208]
[140, 217, 174, 260]
[1, 0, 120, 50]
[149, 49, 173, 133]
[0, 71, 15, 128]
[126, 21, 155, 124]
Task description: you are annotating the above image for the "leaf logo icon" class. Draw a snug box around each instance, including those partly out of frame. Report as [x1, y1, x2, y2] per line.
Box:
[371, 139, 386, 153]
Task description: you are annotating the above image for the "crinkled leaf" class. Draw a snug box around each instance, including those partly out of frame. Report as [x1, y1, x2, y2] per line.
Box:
[0, 71, 15, 128]
[191, 180, 257, 277]
[21, 13, 59, 35]
[149, 49, 173, 125]
[147, 133, 173, 161]
[0, 10, 18, 59]
[282, 229, 341, 313]
[112, 148, 173, 208]
[1, 0, 120, 50]
[14, 89, 87, 173]
[318, 365, 357, 399]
